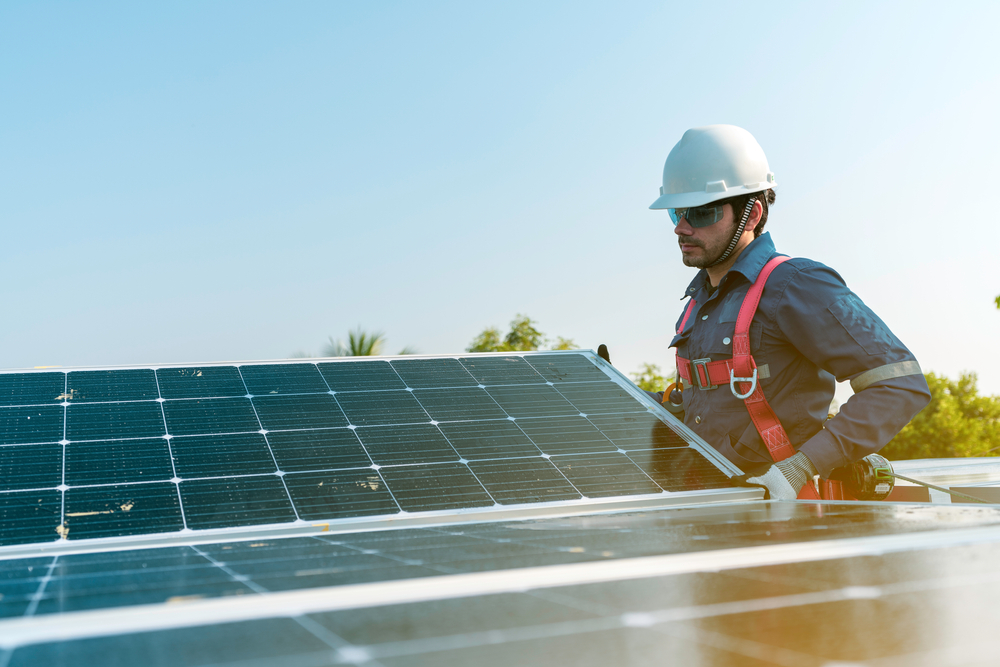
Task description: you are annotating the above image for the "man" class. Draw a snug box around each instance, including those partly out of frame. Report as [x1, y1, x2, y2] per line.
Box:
[648, 125, 930, 499]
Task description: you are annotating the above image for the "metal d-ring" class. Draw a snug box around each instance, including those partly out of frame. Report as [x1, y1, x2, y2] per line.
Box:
[729, 368, 758, 399]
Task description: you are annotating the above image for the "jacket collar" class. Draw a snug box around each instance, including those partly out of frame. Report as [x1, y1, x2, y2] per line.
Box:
[680, 232, 779, 299]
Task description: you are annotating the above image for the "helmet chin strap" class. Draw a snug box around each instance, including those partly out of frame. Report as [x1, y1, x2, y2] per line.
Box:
[708, 197, 756, 268]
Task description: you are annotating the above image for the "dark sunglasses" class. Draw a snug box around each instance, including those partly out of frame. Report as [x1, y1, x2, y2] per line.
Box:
[668, 204, 725, 228]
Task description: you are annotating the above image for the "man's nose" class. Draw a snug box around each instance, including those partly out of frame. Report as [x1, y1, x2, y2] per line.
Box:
[674, 218, 694, 236]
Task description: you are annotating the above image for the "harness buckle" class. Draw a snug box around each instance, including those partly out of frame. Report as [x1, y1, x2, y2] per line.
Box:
[729, 368, 758, 400]
[691, 358, 717, 390]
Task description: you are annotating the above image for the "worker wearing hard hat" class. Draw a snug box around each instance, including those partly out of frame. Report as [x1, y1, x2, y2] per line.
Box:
[649, 125, 930, 499]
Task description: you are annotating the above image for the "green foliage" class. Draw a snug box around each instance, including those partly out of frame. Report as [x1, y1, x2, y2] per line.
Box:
[466, 314, 577, 353]
[995, 294, 999, 309]
[629, 363, 679, 393]
[550, 336, 578, 351]
[881, 372, 1000, 460]
[630, 363, 666, 392]
[466, 327, 504, 353]
[324, 328, 385, 357]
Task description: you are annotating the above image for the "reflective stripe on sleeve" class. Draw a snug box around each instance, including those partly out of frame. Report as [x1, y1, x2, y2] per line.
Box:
[850, 360, 923, 393]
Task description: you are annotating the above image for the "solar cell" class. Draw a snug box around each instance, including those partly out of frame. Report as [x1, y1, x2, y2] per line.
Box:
[554, 381, 649, 415]
[485, 385, 578, 418]
[250, 394, 347, 430]
[437, 420, 540, 460]
[0, 444, 61, 491]
[552, 452, 663, 498]
[515, 415, 618, 455]
[412, 387, 509, 422]
[524, 353, 611, 383]
[64, 438, 173, 485]
[162, 397, 258, 436]
[0, 372, 65, 407]
[239, 363, 328, 396]
[459, 356, 545, 385]
[283, 469, 399, 519]
[0, 405, 63, 445]
[390, 357, 479, 388]
[467, 457, 582, 504]
[66, 402, 164, 441]
[318, 360, 405, 392]
[0, 490, 61, 546]
[169, 433, 276, 478]
[63, 482, 183, 540]
[155, 366, 246, 400]
[178, 476, 296, 530]
[629, 446, 734, 492]
[586, 413, 688, 451]
[0, 351, 737, 548]
[67, 369, 158, 403]
[335, 390, 428, 426]
[378, 462, 495, 512]
[355, 423, 458, 466]
[265, 428, 371, 471]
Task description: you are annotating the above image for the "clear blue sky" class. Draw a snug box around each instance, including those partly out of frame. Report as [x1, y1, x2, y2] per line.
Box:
[2, 1, 998, 401]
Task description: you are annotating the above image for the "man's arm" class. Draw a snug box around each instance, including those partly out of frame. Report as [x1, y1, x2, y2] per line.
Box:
[771, 261, 931, 477]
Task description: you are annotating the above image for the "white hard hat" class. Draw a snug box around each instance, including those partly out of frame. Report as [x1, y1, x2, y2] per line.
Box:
[649, 125, 776, 210]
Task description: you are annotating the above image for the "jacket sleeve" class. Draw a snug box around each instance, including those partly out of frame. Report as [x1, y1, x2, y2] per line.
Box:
[768, 261, 931, 477]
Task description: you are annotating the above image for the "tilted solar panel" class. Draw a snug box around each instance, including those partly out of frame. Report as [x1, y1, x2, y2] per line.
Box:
[0, 351, 738, 548]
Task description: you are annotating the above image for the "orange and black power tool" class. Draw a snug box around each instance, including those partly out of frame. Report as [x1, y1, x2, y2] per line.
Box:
[830, 454, 990, 503]
[829, 454, 895, 501]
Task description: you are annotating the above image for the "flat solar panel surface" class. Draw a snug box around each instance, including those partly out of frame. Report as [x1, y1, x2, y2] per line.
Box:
[0, 352, 735, 548]
[5, 503, 1000, 666]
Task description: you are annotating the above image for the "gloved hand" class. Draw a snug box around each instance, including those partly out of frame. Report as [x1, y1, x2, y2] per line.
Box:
[733, 452, 818, 500]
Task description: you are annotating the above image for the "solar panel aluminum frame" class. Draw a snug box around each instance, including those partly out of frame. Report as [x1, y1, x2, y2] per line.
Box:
[0, 350, 754, 557]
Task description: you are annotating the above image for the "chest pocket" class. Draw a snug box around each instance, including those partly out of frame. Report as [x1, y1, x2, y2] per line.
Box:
[669, 329, 690, 351]
[715, 290, 745, 324]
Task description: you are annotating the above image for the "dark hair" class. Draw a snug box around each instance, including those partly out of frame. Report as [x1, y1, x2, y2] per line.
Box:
[723, 189, 776, 238]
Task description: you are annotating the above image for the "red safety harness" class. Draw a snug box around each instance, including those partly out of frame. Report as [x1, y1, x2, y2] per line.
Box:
[672, 256, 847, 500]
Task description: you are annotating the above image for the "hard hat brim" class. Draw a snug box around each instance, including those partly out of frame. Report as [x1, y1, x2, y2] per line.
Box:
[649, 182, 776, 210]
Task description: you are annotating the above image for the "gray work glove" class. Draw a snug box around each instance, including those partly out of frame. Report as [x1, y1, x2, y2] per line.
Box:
[733, 452, 818, 500]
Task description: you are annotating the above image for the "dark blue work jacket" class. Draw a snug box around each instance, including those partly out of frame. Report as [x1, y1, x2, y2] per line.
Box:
[667, 232, 930, 477]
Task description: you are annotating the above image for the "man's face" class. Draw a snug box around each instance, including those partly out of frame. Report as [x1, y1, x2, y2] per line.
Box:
[674, 203, 737, 268]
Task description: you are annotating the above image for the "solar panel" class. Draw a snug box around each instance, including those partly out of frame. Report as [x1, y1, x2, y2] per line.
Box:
[3, 352, 999, 666]
[0, 351, 737, 549]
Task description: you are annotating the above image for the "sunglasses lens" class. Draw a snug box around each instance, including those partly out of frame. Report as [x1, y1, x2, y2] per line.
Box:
[669, 205, 723, 227]
[688, 207, 714, 227]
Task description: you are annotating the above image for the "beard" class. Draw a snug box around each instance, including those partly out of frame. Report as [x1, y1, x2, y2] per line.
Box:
[678, 219, 739, 268]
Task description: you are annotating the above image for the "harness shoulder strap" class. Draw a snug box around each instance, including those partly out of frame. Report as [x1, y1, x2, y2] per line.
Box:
[677, 298, 696, 334]
[733, 256, 794, 461]
[734, 256, 821, 499]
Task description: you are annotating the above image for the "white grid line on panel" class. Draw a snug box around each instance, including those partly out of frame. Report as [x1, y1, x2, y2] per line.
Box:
[235, 366, 301, 522]
[153, 369, 188, 530]
[312, 362, 405, 515]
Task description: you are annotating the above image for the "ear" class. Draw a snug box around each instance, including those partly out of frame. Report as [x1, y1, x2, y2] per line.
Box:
[744, 199, 764, 233]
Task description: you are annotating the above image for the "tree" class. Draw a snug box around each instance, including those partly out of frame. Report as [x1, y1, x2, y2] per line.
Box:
[880, 372, 1000, 460]
[290, 328, 416, 358]
[324, 328, 385, 357]
[466, 314, 578, 352]
[995, 294, 999, 309]
[630, 363, 668, 392]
